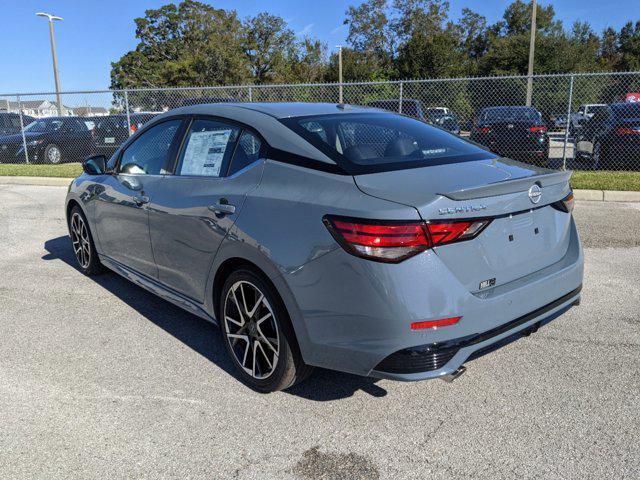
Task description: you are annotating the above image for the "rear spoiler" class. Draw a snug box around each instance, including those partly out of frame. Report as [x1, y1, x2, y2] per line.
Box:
[439, 170, 572, 200]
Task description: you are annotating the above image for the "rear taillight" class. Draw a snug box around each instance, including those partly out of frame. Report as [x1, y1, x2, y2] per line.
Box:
[475, 126, 491, 134]
[551, 191, 574, 213]
[323, 216, 491, 263]
[130, 124, 138, 135]
[616, 127, 640, 135]
[529, 125, 547, 133]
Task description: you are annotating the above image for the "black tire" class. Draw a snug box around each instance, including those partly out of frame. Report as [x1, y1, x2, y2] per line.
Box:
[68, 205, 104, 276]
[219, 267, 313, 392]
[44, 143, 63, 164]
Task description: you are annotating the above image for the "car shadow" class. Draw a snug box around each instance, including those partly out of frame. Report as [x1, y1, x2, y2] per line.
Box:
[42, 235, 387, 401]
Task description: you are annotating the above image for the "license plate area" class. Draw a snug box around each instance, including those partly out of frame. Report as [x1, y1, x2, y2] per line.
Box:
[104, 137, 115, 144]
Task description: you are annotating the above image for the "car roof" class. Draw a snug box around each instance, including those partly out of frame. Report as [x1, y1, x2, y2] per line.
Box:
[147, 102, 390, 165]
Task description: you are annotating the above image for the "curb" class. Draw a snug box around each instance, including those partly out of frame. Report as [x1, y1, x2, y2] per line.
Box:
[574, 189, 640, 202]
[1, 176, 639, 202]
[0, 176, 73, 187]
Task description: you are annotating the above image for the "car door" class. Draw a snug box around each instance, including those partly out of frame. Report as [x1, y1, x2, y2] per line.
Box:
[93, 118, 184, 278]
[148, 117, 265, 302]
[577, 109, 608, 155]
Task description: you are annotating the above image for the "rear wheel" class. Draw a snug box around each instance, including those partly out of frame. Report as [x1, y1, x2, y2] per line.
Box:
[68, 206, 103, 276]
[220, 268, 313, 392]
[44, 143, 62, 164]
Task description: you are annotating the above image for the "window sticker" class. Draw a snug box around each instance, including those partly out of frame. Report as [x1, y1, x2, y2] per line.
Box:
[181, 129, 232, 176]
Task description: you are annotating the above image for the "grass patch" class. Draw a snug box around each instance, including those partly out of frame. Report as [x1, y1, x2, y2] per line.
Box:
[0, 163, 82, 178]
[571, 171, 640, 191]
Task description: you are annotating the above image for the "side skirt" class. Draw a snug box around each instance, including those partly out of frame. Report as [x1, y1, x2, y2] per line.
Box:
[99, 254, 218, 325]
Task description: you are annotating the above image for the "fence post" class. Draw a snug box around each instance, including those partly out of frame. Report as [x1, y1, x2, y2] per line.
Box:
[17, 95, 29, 164]
[398, 81, 404, 113]
[248, 86, 253, 102]
[561, 75, 575, 171]
[124, 89, 132, 137]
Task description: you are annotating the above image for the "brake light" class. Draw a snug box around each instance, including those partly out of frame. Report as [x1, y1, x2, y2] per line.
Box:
[130, 124, 138, 135]
[323, 216, 491, 263]
[475, 126, 491, 134]
[616, 127, 640, 135]
[551, 191, 574, 213]
[529, 125, 547, 133]
[411, 316, 461, 330]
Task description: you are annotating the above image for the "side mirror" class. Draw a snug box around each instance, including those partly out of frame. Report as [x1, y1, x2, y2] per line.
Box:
[82, 155, 107, 175]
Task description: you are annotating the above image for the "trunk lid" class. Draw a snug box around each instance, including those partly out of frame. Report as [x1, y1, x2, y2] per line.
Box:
[354, 158, 574, 291]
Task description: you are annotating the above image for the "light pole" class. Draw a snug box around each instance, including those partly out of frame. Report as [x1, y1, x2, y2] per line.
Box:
[525, 0, 537, 106]
[336, 45, 343, 104]
[36, 12, 64, 116]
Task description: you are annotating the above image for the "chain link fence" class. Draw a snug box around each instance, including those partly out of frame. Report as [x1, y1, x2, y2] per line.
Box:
[1, 71, 640, 170]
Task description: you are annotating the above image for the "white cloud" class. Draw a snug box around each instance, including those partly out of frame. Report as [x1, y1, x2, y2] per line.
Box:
[330, 24, 347, 35]
[298, 23, 314, 36]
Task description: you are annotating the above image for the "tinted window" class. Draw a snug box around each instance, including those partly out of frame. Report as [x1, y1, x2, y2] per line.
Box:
[229, 131, 262, 175]
[480, 108, 541, 122]
[24, 119, 63, 132]
[7, 115, 22, 128]
[119, 120, 181, 175]
[283, 113, 495, 174]
[613, 104, 640, 119]
[176, 119, 240, 177]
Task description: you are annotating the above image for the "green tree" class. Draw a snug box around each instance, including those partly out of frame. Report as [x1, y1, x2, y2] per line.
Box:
[110, 0, 250, 90]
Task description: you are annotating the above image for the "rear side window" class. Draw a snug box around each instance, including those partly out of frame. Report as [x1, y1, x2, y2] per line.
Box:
[283, 113, 494, 174]
[119, 120, 181, 175]
[228, 131, 262, 175]
[8, 115, 22, 128]
[176, 119, 240, 177]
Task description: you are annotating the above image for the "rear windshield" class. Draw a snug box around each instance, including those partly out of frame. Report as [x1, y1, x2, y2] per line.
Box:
[281, 113, 495, 174]
[479, 108, 541, 122]
[613, 103, 640, 119]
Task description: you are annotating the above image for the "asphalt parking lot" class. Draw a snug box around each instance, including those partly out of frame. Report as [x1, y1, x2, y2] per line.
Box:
[0, 184, 638, 479]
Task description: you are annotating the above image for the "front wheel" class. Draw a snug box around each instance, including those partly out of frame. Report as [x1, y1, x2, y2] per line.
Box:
[44, 143, 63, 164]
[220, 268, 313, 392]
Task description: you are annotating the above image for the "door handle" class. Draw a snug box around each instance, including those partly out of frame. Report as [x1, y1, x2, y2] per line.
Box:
[133, 194, 150, 206]
[208, 199, 236, 216]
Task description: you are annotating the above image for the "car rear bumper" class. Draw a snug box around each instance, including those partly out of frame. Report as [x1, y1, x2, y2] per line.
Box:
[283, 216, 583, 381]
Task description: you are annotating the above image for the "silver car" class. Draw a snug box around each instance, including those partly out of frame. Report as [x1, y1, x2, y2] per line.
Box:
[66, 103, 583, 392]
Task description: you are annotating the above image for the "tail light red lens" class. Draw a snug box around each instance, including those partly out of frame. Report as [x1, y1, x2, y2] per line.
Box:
[616, 127, 640, 135]
[323, 216, 491, 263]
[411, 316, 461, 330]
[130, 124, 138, 135]
[475, 126, 491, 134]
[529, 126, 547, 133]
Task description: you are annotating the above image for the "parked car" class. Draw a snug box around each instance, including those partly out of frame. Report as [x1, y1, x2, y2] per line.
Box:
[93, 113, 158, 157]
[0, 116, 93, 164]
[0, 112, 35, 135]
[575, 103, 640, 169]
[66, 102, 583, 392]
[577, 103, 608, 118]
[470, 106, 549, 165]
[367, 99, 427, 120]
[367, 99, 460, 134]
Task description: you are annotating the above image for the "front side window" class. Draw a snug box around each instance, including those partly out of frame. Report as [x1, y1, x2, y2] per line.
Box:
[283, 113, 495, 174]
[119, 120, 181, 175]
[176, 119, 240, 177]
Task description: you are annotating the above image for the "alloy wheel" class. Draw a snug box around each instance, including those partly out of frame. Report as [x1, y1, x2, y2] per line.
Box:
[47, 145, 62, 164]
[70, 212, 91, 269]
[223, 280, 280, 379]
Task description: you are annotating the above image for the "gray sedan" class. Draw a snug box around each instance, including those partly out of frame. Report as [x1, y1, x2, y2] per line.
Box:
[66, 102, 584, 392]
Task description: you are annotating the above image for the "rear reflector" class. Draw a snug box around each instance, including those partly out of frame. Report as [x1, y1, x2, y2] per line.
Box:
[323, 216, 491, 263]
[529, 126, 548, 133]
[411, 316, 461, 330]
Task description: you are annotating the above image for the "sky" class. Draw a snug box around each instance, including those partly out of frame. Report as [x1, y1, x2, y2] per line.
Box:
[0, 0, 636, 95]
